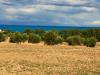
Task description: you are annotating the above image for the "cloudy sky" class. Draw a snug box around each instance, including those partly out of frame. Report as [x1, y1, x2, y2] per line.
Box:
[0, 0, 100, 26]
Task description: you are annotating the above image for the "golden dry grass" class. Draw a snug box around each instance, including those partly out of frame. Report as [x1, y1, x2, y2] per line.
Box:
[0, 42, 100, 75]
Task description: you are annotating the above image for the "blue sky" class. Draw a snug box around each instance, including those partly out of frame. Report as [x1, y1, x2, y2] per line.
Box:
[0, 0, 100, 26]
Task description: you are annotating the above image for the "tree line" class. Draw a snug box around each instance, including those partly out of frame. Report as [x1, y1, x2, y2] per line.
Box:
[0, 28, 100, 47]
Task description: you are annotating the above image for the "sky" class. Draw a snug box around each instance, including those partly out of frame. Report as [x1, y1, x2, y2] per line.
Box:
[0, 0, 100, 26]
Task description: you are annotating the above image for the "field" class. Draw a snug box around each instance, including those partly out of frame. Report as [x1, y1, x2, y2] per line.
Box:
[0, 42, 100, 75]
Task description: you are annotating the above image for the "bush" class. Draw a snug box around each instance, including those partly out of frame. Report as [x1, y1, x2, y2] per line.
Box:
[59, 30, 82, 41]
[55, 36, 63, 44]
[22, 33, 29, 43]
[10, 33, 23, 43]
[84, 37, 97, 47]
[44, 31, 63, 45]
[24, 29, 33, 34]
[33, 29, 45, 40]
[66, 36, 85, 46]
[81, 29, 96, 38]
[59, 30, 69, 41]
[96, 35, 100, 42]
[28, 33, 41, 43]
[0, 33, 6, 42]
[95, 29, 100, 42]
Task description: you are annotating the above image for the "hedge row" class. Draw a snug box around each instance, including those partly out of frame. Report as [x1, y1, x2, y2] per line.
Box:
[0, 29, 99, 47]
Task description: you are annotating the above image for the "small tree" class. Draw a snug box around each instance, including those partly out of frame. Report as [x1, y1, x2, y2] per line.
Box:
[44, 31, 57, 45]
[33, 29, 45, 40]
[66, 36, 85, 46]
[22, 33, 29, 43]
[81, 29, 96, 38]
[55, 36, 63, 44]
[0, 33, 6, 42]
[24, 29, 33, 34]
[59, 30, 82, 42]
[84, 37, 97, 47]
[10, 33, 23, 43]
[44, 31, 63, 45]
[95, 29, 100, 42]
[28, 33, 41, 43]
[96, 35, 100, 42]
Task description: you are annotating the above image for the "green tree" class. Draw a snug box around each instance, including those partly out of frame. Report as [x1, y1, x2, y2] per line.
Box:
[0, 33, 6, 42]
[10, 33, 23, 43]
[33, 29, 45, 40]
[22, 33, 29, 43]
[59, 30, 82, 41]
[24, 29, 33, 34]
[28, 33, 41, 43]
[95, 29, 100, 42]
[82, 29, 96, 38]
[55, 36, 63, 44]
[84, 37, 97, 47]
[44, 31, 63, 45]
[66, 36, 85, 46]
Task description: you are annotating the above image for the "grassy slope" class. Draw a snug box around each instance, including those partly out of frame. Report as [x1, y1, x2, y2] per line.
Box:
[0, 42, 100, 75]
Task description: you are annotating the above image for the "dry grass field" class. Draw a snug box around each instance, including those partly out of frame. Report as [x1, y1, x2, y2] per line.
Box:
[0, 42, 100, 75]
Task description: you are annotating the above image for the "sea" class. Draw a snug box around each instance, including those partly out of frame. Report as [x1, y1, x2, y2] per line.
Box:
[0, 25, 100, 32]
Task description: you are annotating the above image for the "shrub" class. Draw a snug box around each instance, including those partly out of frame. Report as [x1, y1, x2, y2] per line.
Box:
[66, 36, 85, 46]
[59, 30, 82, 41]
[81, 29, 96, 38]
[10, 33, 23, 43]
[44, 31, 63, 45]
[33, 29, 45, 40]
[33, 29, 45, 35]
[0, 33, 6, 42]
[28, 33, 41, 43]
[55, 36, 63, 44]
[96, 35, 100, 42]
[59, 30, 69, 41]
[24, 29, 33, 34]
[22, 33, 29, 43]
[84, 37, 97, 47]
[95, 29, 100, 42]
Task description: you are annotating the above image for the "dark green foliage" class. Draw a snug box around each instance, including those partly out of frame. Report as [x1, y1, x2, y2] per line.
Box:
[10, 33, 23, 43]
[44, 31, 57, 45]
[55, 36, 63, 44]
[84, 37, 97, 47]
[66, 36, 85, 46]
[50, 29, 59, 34]
[59, 30, 69, 41]
[68, 30, 82, 36]
[1, 28, 100, 47]
[81, 29, 96, 38]
[10, 33, 28, 43]
[59, 30, 82, 41]
[28, 33, 41, 43]
[33, 29, 45, 40]
[44, 31, 63, 45]
[96, 35, 100, 42]
[0, 33, 6, 42]
[95, 29, 100, 42]
[24, 29, 33, 34]
[21, 33, 29, 43]
[33, 29, 45, 35]
[2, 30, 12, 35]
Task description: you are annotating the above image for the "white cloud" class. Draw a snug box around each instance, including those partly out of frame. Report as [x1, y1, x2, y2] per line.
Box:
[82, 7, 97, 12]
[0, 0, 100, 26]
[5, 8, 17, 14]
[19, 7, 37, 13]
[4, 7, 37, 14]
[40, 0, 87, 3]
[90, 20, 100, 25]
[5, 15, 17, 20]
